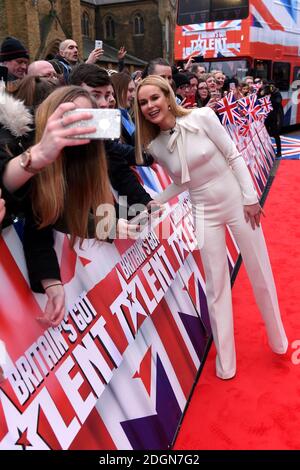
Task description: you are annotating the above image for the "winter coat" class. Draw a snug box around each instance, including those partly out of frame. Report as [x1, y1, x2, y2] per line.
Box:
[0, 91, 33, 226]
[264, 89, 284, 136]
[105, 139, 153, 208]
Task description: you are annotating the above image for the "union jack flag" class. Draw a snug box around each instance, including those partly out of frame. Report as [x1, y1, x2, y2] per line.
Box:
[216, 92, 242, 126]
[238, 117, 252, 138]
[238, 94, 252, 112]
[238, 93, 262, 122]
[276, 135, 300, 159]
[258, 95, 273, 121]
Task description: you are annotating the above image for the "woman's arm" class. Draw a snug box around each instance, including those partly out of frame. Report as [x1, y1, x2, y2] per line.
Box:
[146, 144, 189, 204]
[23, 214, 65, 326]
[200, 107, 258, 205]
[38, 281, 65, 327]
[154, 181, 188, 204]
[2, 103, 96, 193]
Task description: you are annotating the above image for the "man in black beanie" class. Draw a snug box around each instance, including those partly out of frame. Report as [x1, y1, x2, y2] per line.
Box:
[0, 37, 29, 81]
[173, 72, 191, 104]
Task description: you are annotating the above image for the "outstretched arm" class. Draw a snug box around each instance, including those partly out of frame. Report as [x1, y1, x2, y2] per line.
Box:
[154, 181, 188, 204]
[2, 103, 96, 193]
[23, 213, 65, 326]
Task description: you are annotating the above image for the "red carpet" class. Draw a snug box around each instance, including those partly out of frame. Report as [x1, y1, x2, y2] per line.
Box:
[174, 161, 300, 450]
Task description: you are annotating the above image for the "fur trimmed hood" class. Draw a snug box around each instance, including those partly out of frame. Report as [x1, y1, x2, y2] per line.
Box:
[0, 92, 33, 137]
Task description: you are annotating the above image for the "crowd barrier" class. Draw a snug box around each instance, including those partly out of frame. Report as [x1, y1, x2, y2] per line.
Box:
[0, 121, 275, 450]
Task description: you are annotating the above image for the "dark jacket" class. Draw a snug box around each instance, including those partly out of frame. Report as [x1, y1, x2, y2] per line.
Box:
[52, 55, 73, 84]
[108, 109, 154, 207]
[105, 139, 153, 208]
[258, 85, 284, 136]
[265, 88, 284, 136]
[0, 92, 33, 226]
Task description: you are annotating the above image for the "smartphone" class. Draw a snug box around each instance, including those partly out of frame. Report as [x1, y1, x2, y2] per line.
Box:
[229, 82, 236, 91]
[64, 108, 121, 140]
[0, 65, 8, 85]
[95, 40, 103, 49]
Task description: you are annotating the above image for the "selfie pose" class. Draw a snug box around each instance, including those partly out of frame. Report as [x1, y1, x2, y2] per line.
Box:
[135, 76, 288, 380]
[1, 86, 139, 326]
[26, 86, 141, 291]
[0, 86, 98, 325]
[30, 86, 116, 242]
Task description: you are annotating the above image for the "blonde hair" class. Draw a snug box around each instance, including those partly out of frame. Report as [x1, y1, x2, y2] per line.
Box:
[134, 75, 190, 164]
[32, 86, 114, 246]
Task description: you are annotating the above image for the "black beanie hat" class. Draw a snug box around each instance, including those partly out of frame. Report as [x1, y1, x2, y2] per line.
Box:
[173, 72, 190, 89]
[0, 37, 29, 62]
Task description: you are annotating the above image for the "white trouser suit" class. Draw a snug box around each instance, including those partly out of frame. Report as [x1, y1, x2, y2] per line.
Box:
[150, 107, 288, 379]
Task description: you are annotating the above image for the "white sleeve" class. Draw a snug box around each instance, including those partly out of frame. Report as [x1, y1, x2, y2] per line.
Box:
[200, 108, 259, 205]
[154, 181, 189, 204]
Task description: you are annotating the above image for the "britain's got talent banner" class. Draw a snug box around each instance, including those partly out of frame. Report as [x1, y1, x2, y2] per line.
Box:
[0, 124, 274, 450]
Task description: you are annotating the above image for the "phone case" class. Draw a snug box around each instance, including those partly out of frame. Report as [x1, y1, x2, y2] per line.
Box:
[64, 108, 121, 140]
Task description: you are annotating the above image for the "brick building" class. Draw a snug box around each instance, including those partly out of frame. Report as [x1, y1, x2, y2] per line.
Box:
[0, 0, 176, 70]
[84, 0, 176, 63]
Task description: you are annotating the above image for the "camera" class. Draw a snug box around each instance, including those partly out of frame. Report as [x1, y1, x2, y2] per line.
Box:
[63, 108, 121, 140]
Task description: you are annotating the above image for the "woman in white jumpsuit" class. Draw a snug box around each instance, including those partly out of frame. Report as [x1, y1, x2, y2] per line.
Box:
[134, 76, 288, 379]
